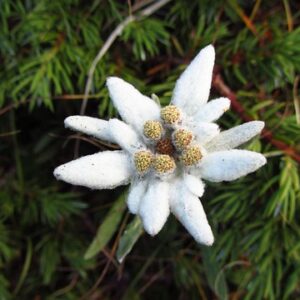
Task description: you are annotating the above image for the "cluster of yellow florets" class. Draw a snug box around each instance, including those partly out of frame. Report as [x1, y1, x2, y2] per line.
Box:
[134, 150, 176, 175]
[160, 105, 181, 125]
[173, 129, 193, 150]
[180, 145, 203, 166]
[153, 154, 176, 174]
[134, 105, 203, 175]
[143, 120, 163, 140]
[134, 150, 153, 173]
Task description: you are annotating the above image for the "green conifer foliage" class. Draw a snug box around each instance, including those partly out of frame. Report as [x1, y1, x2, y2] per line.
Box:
[0, 0, 299, 299]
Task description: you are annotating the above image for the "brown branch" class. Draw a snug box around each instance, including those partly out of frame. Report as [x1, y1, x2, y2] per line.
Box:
[212, 72, 300, 163]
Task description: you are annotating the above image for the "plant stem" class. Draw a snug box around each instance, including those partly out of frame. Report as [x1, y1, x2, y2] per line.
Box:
[9, 109, 25, 199]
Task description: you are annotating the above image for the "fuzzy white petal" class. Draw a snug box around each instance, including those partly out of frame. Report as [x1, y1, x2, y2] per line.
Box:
[205, 121, 265, 152]
[106, 77, 160, 133]
[127, 179, 148, 214]
[139, 180, 170, 236]
[170, 181, 214, 245]
[197, 150, 266, 182]
[190, 122, 220, 145]
[171, 45, 215, 115]
[53, 150, 132, 189]
[108, 119, 144, 153]
[183, 174, 205, 197]
[194, 97, 230, 122]
[64, 116, 114, 142]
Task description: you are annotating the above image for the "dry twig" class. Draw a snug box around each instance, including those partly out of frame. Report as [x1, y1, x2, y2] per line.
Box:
[80, 0, 172, 116]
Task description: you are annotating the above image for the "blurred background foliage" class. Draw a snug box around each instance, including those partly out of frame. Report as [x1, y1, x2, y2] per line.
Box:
[0, 0, 300, 299]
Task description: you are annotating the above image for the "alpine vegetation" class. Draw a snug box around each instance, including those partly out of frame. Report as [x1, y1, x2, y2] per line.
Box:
[54, 45, 266, 246]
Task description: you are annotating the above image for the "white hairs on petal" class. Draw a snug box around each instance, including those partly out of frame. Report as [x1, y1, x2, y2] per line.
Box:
[205, 121, 265, 152]
[183, 173, 205, 197]
[106, 77, 160, 133]
[191, 122, 220, 145]
[108, 118, 144, 153]
[170, 180, 214, 246]
[171, 45, 215, 115]
[198, 149, 266, 182]
[64, 115, 114, 142]
[127, 179, 148, 214]
[194, 97, 231, 123]
[54, 151, 132, 189]
[139, 180, 170, 236]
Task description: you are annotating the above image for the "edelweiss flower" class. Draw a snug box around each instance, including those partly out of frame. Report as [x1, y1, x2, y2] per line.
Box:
[54, 45, 266, 246]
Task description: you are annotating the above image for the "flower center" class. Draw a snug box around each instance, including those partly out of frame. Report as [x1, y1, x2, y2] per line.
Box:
[153, 154, 176, 174]
[173, 129, 193, 150]
[160, 105, 181, 125]
[134, 150, 153, 173]
[143, 120, 163, 140]
[156, 138, 175, 155]
[137, 106, 204, 174]
[180, 145, 203, 166]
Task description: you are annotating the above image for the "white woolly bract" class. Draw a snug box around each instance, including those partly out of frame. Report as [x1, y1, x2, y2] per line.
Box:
[53, 150, 132, 189]
[108, 119, 144, 153]
[127, 179, 148, 214]
[205, 121, 265, 152]
[198, 149, 267, 182]
[171, 45, 215, 115]
[191, 122, 220, 145]
[106, 77, 160, 133]
[139, 180, 170, 236]
[183, 173, 205, 197]
[170, 180, 214, 245]
[64, 115, 114, 142]
[194, 97, 230, 122]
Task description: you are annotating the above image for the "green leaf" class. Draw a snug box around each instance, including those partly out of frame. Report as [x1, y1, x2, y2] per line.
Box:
[39, 236, 60, 284]
[84, 194, 126, 260]
[116, 216, 144, 263]
[201, 247, 228, 300]
[13, 239, 32, 295]
[283, 271, 299, 300]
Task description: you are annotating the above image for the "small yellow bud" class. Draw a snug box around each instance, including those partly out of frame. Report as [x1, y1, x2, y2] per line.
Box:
[143, 120, 163, 140]
[180, 145, 202, 166]
[153, 154, 176, 174]
[134, 150, 153, 173]
[173, 129, 193, 150]
[160, 105, 181, 125]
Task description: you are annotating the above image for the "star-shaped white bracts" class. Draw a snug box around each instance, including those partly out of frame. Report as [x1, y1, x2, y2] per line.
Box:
[54, 45, 266, 246]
